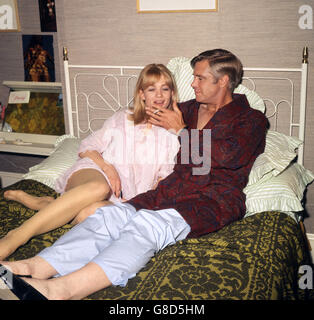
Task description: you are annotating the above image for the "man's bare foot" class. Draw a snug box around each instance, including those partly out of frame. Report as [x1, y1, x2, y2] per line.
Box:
[0, 269, 62, 300]
[0, 256, 57, 280]
[23, 277, 72, 300]
[3, 190, 54, 210]
[0, 259, 32, 277]
[1, 259, 69, 300]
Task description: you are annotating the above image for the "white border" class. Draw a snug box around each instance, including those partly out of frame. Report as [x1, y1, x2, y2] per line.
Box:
[0, 0, 20, 31]
[137, 0, 217, 13]
[307, 233, 314, 262]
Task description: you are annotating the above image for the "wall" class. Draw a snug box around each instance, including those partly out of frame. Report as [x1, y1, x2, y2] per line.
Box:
[0, 0, 60, 105]
[1, 0, 314, 232]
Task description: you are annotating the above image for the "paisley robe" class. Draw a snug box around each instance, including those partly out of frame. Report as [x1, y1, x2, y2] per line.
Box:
[128, 94, 268, 238]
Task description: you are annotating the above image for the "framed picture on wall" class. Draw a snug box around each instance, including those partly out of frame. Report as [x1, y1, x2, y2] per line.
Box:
[22, 35, 55, 82]
[38, 0, 57, 32]
[0, 0, 20, 31]
[137, 0, 218, 13]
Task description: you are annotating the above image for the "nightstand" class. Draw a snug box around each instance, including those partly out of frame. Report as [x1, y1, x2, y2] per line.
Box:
[0, 80, 64, 188]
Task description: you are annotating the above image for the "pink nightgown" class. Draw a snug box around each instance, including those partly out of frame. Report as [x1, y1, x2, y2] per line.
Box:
[55, 110, 180, 202]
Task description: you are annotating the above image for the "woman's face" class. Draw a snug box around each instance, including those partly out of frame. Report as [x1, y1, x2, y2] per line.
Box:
[140, 76, 173, 110]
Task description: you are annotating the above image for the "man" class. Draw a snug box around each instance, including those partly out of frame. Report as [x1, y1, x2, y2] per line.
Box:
[0, 49, 268, 300]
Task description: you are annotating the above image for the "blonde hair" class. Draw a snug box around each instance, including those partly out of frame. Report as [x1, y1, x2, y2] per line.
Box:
[129, 63, 178, 125]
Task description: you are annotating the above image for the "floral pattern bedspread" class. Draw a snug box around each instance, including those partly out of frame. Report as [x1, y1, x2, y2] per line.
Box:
[1, 179, 313, 300]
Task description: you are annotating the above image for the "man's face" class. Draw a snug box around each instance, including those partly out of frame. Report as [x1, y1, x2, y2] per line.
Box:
[191, 60, 222, 105]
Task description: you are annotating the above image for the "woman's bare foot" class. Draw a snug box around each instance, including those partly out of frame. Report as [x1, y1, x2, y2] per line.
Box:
[3, 190, 54, 210]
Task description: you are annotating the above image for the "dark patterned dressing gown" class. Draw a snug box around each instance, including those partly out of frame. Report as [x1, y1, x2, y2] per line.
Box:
[128, 94, 268, 238]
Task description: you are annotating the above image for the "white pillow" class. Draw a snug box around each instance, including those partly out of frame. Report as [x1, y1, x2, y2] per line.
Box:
[234, 84, 265, 113]
[167, 57, 195, 103]
[244, 162, 314, 216]
[23, 135, 80, 189]
[167, 56, 265, 113]
[247, 131, 302, 186]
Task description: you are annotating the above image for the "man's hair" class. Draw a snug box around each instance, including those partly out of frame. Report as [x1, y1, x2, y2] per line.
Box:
[190, 49, 243, 92]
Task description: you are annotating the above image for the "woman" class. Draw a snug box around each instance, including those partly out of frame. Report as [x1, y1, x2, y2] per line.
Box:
[0, 64, 180, 260]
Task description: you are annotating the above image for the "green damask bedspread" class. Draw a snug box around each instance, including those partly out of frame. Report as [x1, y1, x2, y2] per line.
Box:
[1, 180, 313, 300]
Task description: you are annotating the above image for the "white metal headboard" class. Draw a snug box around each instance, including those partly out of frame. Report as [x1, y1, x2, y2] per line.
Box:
[62, 47, 308, 165]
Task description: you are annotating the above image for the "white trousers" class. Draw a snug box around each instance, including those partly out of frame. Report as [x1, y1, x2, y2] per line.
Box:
[38, 203, 190, 287]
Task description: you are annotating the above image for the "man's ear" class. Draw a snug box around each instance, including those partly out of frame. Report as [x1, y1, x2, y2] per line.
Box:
[219, 75, 230, 88]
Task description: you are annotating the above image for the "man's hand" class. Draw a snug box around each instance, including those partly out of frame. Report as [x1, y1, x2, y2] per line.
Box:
[146, 101, 186, 134]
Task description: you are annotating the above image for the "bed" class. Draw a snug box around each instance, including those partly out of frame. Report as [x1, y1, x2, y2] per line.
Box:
[0, 47, 313, 300]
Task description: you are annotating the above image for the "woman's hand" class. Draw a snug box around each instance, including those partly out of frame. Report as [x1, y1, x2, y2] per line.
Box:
[146, 101, 186, 134]
[101, 163, 122, 198]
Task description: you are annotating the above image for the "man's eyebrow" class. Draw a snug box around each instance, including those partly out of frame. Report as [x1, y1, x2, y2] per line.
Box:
[194, 71, 215, 78]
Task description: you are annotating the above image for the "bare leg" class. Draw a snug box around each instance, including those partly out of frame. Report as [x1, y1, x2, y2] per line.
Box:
[4, 190, 54, 210]
[30, 262, 111, 300]
[0, 169, 111, 260]
[1, 259, 111, 300]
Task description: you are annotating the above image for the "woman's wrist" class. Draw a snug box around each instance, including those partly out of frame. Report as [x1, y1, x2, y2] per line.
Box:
[101, 161, 114, 173]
